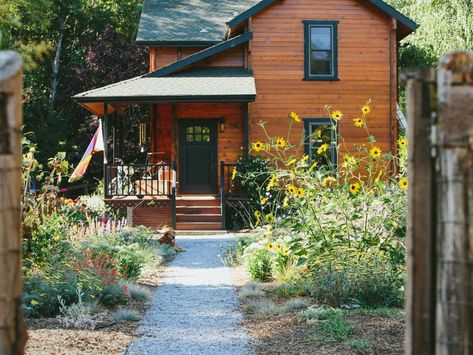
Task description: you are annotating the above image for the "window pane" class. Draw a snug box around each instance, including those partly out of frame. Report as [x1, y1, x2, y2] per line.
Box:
[311, 27, 331, 50]
[186, 134, 194, 142]
[194, 126, 202, 133]
[195, 134, 202, 142]
[187, 126, 194, 134]
[202, 127, 210, 134]
[203, 134, 210, 142]
[311, 51, 331, 75]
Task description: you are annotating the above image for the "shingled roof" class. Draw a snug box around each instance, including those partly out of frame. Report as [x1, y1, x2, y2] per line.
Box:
[136, 0, 260, 46]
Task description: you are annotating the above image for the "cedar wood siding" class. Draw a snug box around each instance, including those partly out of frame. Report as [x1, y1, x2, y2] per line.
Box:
[248, 0, 398, 156]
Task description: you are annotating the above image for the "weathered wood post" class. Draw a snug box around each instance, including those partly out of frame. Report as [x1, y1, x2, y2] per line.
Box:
[405, 69, 437, 355]
[436, 51, 473, 354]
[0, 51, 28, 354]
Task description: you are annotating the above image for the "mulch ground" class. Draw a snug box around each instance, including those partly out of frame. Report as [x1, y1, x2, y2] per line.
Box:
[25, 262, 169, 355]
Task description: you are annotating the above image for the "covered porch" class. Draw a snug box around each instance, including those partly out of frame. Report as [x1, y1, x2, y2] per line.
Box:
[73, 68, 254, 230]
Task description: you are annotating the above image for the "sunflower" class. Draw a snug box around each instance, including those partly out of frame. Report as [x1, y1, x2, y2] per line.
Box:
[331, 110, 343, 121]
[317, 143, 329, 155]
[301, 154, 309, 164]
[397, 137, 408, 149]
[283, 196, 290, 208]
[316, 129, 322, 138]
[290, 112, 301, 123]
[276, 137, 287, 149]
[266, 225, 273, 232]
[260, 197, 268, 205]
[282, 247, 290, 256]
[297, 188, 305, 198]
[252, 141, 264, 152]
[369, 146, 382, 159]
[265, 213, 275, 224]
[264, 242, 274, 250]
[274, 243, 282, 252]
[254, 210, 261, 219]
[308, 161, 318, 172]
[266, 175, 278, 191]
[286, 158, 297, 167]
[231, 167, 237, 181]
[353, 117, 364, 128]
[349, 182, 361, 195]
[344, 155, 357, 165]
[399, 177, 408, 190]
[322, 176, 337, 187]
[361, 105, 371, 115]
[287, 184, 298, 195]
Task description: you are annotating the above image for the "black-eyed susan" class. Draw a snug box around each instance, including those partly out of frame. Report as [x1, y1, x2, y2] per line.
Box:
[274, 243, 282, 252]
[290, 112, 301, 123]
[361, 105, 371, 115]
[265, 212, 275, 224]
[316, 129, 322, 138]
[397, 137, 408, 149]
[254, 210, 261, 226]
[353, 117, 364, 128]
[260, 197, 268, 205]
[231, 167, 237, 181]
[369, 146, 382, 159]
[287, 184, 298, 195]
[317, 143, 329, 155]
[344, 154, 357, 165]
[322, 176, 337, 187]
[300, 154, 309, 164]
[266, 174, 278, 191]
[349, 182, 361, 195]
[264, 242, 274, 250]
[252, 141, 264, 152]
[297, 188, 305, 198]
[276, 136, 287, 149]
[331, 110, 343, 121]
[308, 161, 318, 172]
[399, 177, 408, 190]
[286, 158, 297, 167]
[283, 196, 290, 208]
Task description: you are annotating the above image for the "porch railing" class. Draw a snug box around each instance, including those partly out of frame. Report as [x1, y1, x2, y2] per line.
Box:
[105, 162, 176, 198]
[220, 161, 247, 230]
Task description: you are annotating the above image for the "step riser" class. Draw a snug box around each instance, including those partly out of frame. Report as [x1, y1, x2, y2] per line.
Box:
[176, 200, 221, 207]
[176, 207, 221, 215]
[177, 215, 222, 223]
[176, 223, 223, 231]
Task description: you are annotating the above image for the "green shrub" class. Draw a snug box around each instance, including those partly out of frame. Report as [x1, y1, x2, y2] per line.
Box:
[112, 308, 141, 321]
[246, 300, 281, 317]
[271, 279, 312, 298]
[310, 248, 404, 308]
[116, 248, 145, 280]
[125, 283, 152, 301]
[247, 249, 273, 282]
[318, 316, 354, 342]
[297, 305, 342, 322]
[223, 235, 258, 267]
[99, 283, 130, 307]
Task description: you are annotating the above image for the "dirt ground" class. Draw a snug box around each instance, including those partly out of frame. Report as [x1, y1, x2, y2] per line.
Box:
[234, 267, 405, 355]
[25, 263, 168, 355]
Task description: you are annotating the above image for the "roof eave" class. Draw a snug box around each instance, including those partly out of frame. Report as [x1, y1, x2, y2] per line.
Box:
[135, 40, 221, 47]
[73, 95, 257, 104]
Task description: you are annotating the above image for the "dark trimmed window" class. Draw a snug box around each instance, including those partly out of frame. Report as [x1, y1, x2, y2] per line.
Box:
[304, 119, 337, 168]
[185, 125, 211, 143]
[303, 21, 339, 81]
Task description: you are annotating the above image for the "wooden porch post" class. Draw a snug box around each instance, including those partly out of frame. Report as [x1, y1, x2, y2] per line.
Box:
[243, 102, 249, 161]
[103, 103, 109, 198]
[0, 51, 28, 355]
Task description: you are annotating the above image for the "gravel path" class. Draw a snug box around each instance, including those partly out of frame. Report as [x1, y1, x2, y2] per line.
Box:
[126, 234, 250, 355]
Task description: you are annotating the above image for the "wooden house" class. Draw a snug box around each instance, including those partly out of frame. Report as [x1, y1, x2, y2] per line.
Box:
[73, 0, 417, 230]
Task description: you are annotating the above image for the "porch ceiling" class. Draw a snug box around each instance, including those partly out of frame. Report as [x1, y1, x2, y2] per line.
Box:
[73, 68, 256, 115]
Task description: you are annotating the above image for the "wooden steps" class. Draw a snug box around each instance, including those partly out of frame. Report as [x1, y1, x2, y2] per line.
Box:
[175, 196, 223, 230]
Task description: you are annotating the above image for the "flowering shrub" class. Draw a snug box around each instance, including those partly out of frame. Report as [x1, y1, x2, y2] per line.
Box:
[233, 101, 407, 308]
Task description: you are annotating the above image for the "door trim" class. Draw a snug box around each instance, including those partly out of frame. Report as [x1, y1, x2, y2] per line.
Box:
[178, 119, 218, 194]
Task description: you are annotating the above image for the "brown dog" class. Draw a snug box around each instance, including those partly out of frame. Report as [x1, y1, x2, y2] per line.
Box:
[159, 225, 184, 252]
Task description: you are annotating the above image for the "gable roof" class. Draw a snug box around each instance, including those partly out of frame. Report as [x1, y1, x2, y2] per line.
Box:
[136, 0, 260, 46]
[146, 32, 253, 78]
[226, 0, 418, 39]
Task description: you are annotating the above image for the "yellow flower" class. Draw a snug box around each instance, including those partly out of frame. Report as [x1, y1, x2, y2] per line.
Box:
[297, 188, 305, 198]
[266, 225, 273, 232]
[274, 243, 282, 252]
[266, 175, 278, 191]
[287, 184, 298, 196]
[301, 155, 309, 164]
[276, 137, 287, 149]
[317, 143, 329, 155]
[30, 300, 39, 306]
[316, 129, 322, 138]
[283, 196, 290, 208]
[264, 242, 274, 250]
[286, 158, 297, 167]
[331, 110, 343, 121]
[361, 105, 371, 115]
[397, 137, 408, 149]
[252, 141, 264, 152]
[290, 112, 301, 123]
[349, 182, 361, 195]
[53, 235, 61, 242]
[322, 176, 337, 187]
[260, 197, 268, 205]
[399, 177, 408, 190]
[265, 213, 275, 224]
[308, 161, 318, 172]
[254, 210, 261, 226]
[375, 169, 383, 183]
[353, 118, 364, 128]
[344, 155, 356, 165]
[282, 247, 290, 256]
[231, 167, 237, 181]
[369, 146, 382, 159]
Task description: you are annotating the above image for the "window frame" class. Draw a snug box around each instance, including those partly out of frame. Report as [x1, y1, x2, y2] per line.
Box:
[303, 20, 339, 81]
[304, 118, 338, 168]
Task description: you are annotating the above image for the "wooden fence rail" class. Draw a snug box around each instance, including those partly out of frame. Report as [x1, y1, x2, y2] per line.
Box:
[0, 51, 27, 354]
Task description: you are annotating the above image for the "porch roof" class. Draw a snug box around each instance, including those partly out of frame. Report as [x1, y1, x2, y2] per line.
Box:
[73, 68, 256, 114]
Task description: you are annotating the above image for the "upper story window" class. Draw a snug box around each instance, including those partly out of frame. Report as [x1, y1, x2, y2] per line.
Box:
[304, 119, 338, 169]
[303, 21, 339, 81]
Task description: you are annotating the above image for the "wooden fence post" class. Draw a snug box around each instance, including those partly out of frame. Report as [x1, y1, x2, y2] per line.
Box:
[405, 69, 437, 355]
[435, 51, 473, 354]
[0, 51, 28, 354]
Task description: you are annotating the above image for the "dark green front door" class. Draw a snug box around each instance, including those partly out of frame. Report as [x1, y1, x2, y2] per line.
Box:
[179, 120, 218, 194]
